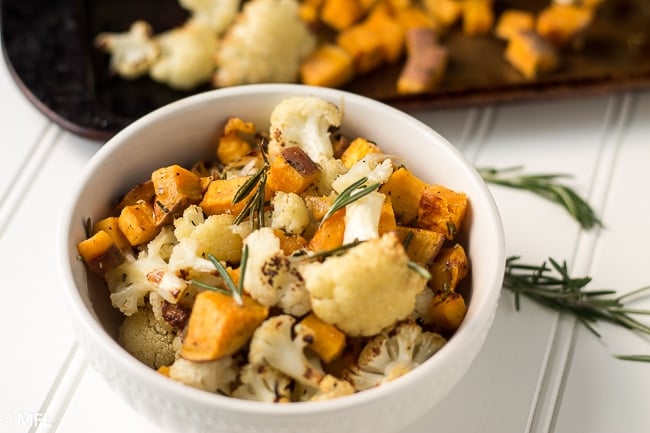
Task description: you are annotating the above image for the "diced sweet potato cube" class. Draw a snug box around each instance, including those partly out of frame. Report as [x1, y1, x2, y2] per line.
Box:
[428, 291, 467, 331]
[505, 30, 559, 79]
[321, 0, 365, 31]
[267, 147, 320, 195]
[395, 5, 438, 31]
[274, 229, 308, 255]
[308, 208, 345, 252]
[304, 194, 334, 221]
[300, 44, 355, 88]
[300, 313, 346, 363]
[429, 243, 469, 291]
[461, 0, 494, 36]
[200, 176, 254, 216]
[397, 27, 448, 94]
[116, 180, 155, 211]
[379, 166, 427, 225]
[217, 118, 255, 164]
[118, 202, 158, 246]
[423, 0, 462, 30]
[337, 23, 385, 74]
[536, 4, 593, 48]
[378, 198, 397, 235]
[152, 165, 203, 226]
[181, 291, 269, 361]
[77, 230, 125, 274]
[416, 184, 468, 240]
[394, 226, 445, 266]
[340, 137, 381, 168]
[93, 216, 130, 251]
[494, 9, 535, 40]
[364, 4, 406, 63]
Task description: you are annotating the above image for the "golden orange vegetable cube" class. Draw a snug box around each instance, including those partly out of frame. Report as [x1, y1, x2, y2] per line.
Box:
[394, 226, 445, 266]
[423, 0, 462, 30]
[461, 0, 494, 36]
[151, 164, 203, 226]
[428, 291, 467, 331]
[494, 9, 535, 40]
[116, 180, 155, 211]
[300, 313, 346, 363]
[181, 291, 269, 361]
[274, 229, 308, 255]
[379, 166, 427, 225]
[300, 44, 355, 88]
[266, 147, 320, 195]
[77, 230, 125, 274]
[304, 194, 333, 221]
[340, 137, 381, 168]
[321, 0, 365, 31]
[428, 243, 470, 292]
[200, 176, 254, 216]
[378, 198, 397, 235]
[365, 5, 406, 63]
[536, 4, 593, 48]
[118, 202, 158, 246]
[504, 30, 559, 80]
[93, 216, 131, 251]
[336, 24, 385, 74]
[397, 27, 448, 94]
[308, 208, 345, 252]
[416, 184, 468, 240]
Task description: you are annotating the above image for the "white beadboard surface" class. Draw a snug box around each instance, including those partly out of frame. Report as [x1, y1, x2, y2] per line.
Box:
[1, 49, 648, 433]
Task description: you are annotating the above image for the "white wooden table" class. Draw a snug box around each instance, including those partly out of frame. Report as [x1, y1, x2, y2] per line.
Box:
[1, 47, 649, 433]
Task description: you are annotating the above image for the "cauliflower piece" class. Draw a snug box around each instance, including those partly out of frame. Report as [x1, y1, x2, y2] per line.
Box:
[301, 233, 427, 337]
[118, 306, 177, 369]
[343, 190, 386, 244]
[214, 0, 316, 87]
[168, 356, 237, 394]
[244, 228, 311, 316]
[271, 191, 310, 235]
[308, 375, 355, 401]
[249, 315, 325, 388]
[94, 20, 159, 79]
[231, 363, 292, 402]
[331, 156, 395, 194]
[314, 157, 348, 195]
[344, 320, 446, 391]
[179, 0, 241, 34]
[267, 96, 342, 163]
[174, 204, 205, 240]
[150, 21, 218, 90]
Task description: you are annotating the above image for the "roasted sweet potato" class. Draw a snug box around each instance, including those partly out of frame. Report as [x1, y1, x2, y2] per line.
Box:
[300, 44, 355, 89]
[340, 137, 381, 168]
[428, 291, 467, 332]
[536, 4, 593, 48]
[422, 0, 462, 30]
[494, 9, 535, 40]
[93, 216, 131, 251]
[461, 0, 494, 36]
[394, 226, 445, 266]
[300, 313, 346, 363]
[416, 184, 467, 240]
[266, 147, 320, 195]
[379, 166, 427, 225]
[116, 180, 154, 211]
[428, 243, 470, 292]
[378, 198, 397, 235]
[397, 27, 448, 94]
[200, 176, 255, 216]
[77, 230, 125, 274]
[181, 291, 269, 361]
[321, 0, 365, 31]
[505, 30, 559, 79]
[216, 117, 255, 164]
[307, 208, 345, 252]
[118, 202, 159, 246]
[151, 165, 203, 226]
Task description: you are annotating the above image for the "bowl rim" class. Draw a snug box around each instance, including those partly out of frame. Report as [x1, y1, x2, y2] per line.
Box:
[59, 83, 506, 416]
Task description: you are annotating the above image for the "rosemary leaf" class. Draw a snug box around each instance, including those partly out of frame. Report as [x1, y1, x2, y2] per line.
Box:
[504, 256, 650, 359]
[478, 166, 603, 230]
[232, 164, 269, 228]
[320, 177, 381, 225]
[206, 253, 243, 306]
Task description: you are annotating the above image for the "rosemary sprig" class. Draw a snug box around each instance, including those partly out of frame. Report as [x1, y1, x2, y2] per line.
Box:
[191, 251, 245, 306]
[478, 166, 602, 230]
[320, 177, 381, 225]
[232, 162, 269, 229]
[503, 256, 650, 361]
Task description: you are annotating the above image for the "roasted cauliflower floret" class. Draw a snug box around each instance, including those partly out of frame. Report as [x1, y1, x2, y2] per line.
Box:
[168, 356, 237, 394]
[118, 306, 177, 369]
[94, 20, 160, 79]
[267, 96, 342, 163]
[150, 21, 218, 90]
[344, 320, 446, 391]
[271, 191, 310, 235]
[301, 232, 427, 337]
[231, 363, 292, 402]
[179, 0, 241, 34]
[249, 315, 325, 388]
[214, 0, 316, 87]
[243, 228, 311, 316]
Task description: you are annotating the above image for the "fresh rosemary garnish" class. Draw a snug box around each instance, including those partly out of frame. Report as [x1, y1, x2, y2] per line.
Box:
[320, 177, 381, 225]
[232, 160, 269, 229]
[191, 252, 245, 306]
[408, 261, 432, 280]
[503, 256, 650, 361]
[478, 166, 602, 230]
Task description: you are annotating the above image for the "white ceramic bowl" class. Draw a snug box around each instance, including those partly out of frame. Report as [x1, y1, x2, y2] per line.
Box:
[60, 84, 505, 433]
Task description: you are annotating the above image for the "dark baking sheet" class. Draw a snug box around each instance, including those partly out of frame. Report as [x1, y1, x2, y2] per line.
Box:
[2, 0, 650, 140]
